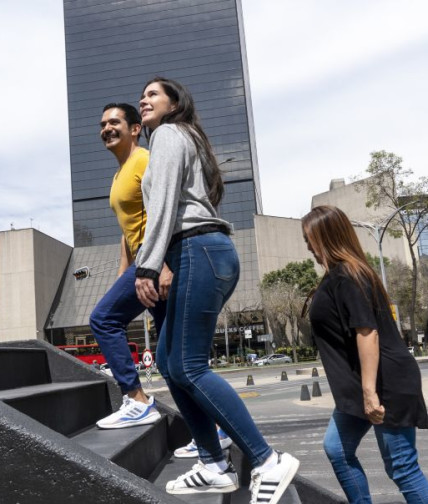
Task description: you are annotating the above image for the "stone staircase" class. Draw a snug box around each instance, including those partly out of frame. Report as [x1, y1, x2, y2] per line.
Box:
[0, 340, 345, 504]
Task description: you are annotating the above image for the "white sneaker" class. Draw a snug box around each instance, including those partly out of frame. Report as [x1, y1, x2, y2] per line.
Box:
[218, 427, 233, 450]
[250, 451, 300, 504]
[166, 460, 239, 494]
[96, 395, 161, 429]
[174, 428, 233, 458]
[173, 439, 199, 458]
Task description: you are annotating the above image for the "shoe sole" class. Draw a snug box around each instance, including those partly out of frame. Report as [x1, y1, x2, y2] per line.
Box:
[269, 457, 300, 504]
[96, 412, 161, 429]
[166, 482, 239, 495]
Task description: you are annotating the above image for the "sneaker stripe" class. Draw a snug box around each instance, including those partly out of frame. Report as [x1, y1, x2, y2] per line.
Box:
[189, 475, 203, 487]
[195, 472, 208, 486]
[120, 404, 155, 421]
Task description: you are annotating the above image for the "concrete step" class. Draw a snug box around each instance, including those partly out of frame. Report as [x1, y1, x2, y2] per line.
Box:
[0, 380, 111, 435]
[73, 416, 169, 479]
[0, 347, 51, 390]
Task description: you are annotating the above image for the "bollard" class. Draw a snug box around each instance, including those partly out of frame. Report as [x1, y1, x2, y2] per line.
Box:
[281, 370, 288, 381]
[312, 381, 322, 397]
[246, 375, 254, 386]
[312, 367, 319, 377]
[300, 384, 311, 401]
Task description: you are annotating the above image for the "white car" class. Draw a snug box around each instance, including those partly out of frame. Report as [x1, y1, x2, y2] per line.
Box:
[253, 353, 292, 366]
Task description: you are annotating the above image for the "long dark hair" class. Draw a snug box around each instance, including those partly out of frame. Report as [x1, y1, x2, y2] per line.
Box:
[140, 77, 224, 207]
[301, 205, 389, 309]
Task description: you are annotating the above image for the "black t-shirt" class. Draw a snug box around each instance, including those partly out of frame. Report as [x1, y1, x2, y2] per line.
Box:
[310, 264, 428, 428]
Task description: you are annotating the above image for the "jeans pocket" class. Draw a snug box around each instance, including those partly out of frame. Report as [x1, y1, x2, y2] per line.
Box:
[203, 245, 238, 281]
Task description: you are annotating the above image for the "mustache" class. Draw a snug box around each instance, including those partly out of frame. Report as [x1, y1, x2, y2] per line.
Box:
[101, 131, 119, 142]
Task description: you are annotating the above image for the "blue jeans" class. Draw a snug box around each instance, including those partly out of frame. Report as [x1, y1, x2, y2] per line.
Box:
[324, 409, 428, 503]
[157, 232, 272, 467]
[89, 263, 166, 394]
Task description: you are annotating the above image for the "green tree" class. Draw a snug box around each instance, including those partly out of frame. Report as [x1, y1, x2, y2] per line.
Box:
[260, 260, 319, 362]
[365, 252, 390, 277]
[261, 259, 319, 293]
[359, 150, 428, 341]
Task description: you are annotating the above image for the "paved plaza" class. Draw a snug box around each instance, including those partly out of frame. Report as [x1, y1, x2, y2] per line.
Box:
[149, 360, 428, 504]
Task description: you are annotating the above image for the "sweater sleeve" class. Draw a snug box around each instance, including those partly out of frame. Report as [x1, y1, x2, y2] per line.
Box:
[135, 125, 185, 277]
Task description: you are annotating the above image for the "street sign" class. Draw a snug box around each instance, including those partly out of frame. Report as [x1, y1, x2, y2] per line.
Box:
[244, 329, 252, 339]
[142, 349, 153, 368]
[257, 333, 273, 342]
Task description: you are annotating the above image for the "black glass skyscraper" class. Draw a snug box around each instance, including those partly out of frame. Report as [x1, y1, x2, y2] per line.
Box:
[64, 0, 262, 308]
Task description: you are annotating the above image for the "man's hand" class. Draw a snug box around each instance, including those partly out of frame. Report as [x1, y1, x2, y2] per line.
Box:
[135, 278, 159, 308]
[363, 390, 385, 425]
[159, 263, 173, 300]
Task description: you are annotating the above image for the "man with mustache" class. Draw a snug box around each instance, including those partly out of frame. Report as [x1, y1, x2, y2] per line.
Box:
[90, 103, 169, 429]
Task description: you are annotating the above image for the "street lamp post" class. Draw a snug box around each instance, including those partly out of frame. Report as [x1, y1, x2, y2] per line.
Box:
[352, 221, 388, 290]
[351, 200, 420, 292]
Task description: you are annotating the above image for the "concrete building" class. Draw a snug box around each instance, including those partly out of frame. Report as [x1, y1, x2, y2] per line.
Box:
[0, 229, 71, 342]
[254, 178, 411, 284]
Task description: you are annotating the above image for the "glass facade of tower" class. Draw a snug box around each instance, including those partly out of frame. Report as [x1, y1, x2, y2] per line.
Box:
[64, 0, 262, 249]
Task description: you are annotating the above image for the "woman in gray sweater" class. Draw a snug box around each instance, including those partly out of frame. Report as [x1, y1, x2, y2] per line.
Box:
[134, 77, 299, 504]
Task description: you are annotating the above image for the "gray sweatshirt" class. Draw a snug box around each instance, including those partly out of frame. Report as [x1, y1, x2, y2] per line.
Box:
[135, 123, 232, 277]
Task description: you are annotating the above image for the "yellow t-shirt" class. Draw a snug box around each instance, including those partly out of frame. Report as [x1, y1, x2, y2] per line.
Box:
[109, 148, 149, 259]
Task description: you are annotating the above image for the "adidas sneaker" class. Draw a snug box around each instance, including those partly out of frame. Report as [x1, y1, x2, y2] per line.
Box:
[250, 451, 299, 504]
[174, 427, 233, 458]
[166, 460, 239, 494]
[96, 394, 161, 429]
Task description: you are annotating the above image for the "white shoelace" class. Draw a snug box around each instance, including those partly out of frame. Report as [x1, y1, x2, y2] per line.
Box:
[119, 395, 131, 410]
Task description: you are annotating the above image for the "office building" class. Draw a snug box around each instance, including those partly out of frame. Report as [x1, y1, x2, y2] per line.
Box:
[50, 0, 265, 348]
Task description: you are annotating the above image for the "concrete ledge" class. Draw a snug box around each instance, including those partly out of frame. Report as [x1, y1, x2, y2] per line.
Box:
[0, 401, 183, 504]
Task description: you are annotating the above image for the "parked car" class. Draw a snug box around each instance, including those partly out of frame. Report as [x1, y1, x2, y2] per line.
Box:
[253, 353, 292, 366]
[209, 358, 228, 368]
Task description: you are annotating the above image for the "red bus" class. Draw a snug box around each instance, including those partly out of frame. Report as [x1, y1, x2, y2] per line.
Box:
[57, 342, 139, 365]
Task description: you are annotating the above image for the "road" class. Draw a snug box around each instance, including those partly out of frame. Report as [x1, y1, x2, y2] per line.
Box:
[150, 361, 428, 503]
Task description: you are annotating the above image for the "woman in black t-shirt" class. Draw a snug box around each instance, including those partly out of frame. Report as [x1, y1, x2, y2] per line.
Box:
[302, 205, 428, 504]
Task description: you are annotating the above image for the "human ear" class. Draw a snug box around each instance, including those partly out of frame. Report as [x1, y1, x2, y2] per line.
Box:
[132, 123, 142, 137]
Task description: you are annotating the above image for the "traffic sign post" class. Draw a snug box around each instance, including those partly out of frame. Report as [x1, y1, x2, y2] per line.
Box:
[142, 349, 153, 368]
[142, 349, 153, 386]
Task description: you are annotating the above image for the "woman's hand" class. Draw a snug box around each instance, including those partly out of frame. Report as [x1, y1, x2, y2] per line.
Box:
[135, 278, 159, 307]
[363, 390, 385, 424]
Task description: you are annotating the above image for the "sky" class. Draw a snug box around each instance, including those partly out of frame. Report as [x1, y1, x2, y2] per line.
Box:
[1, 0, 427, 246]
